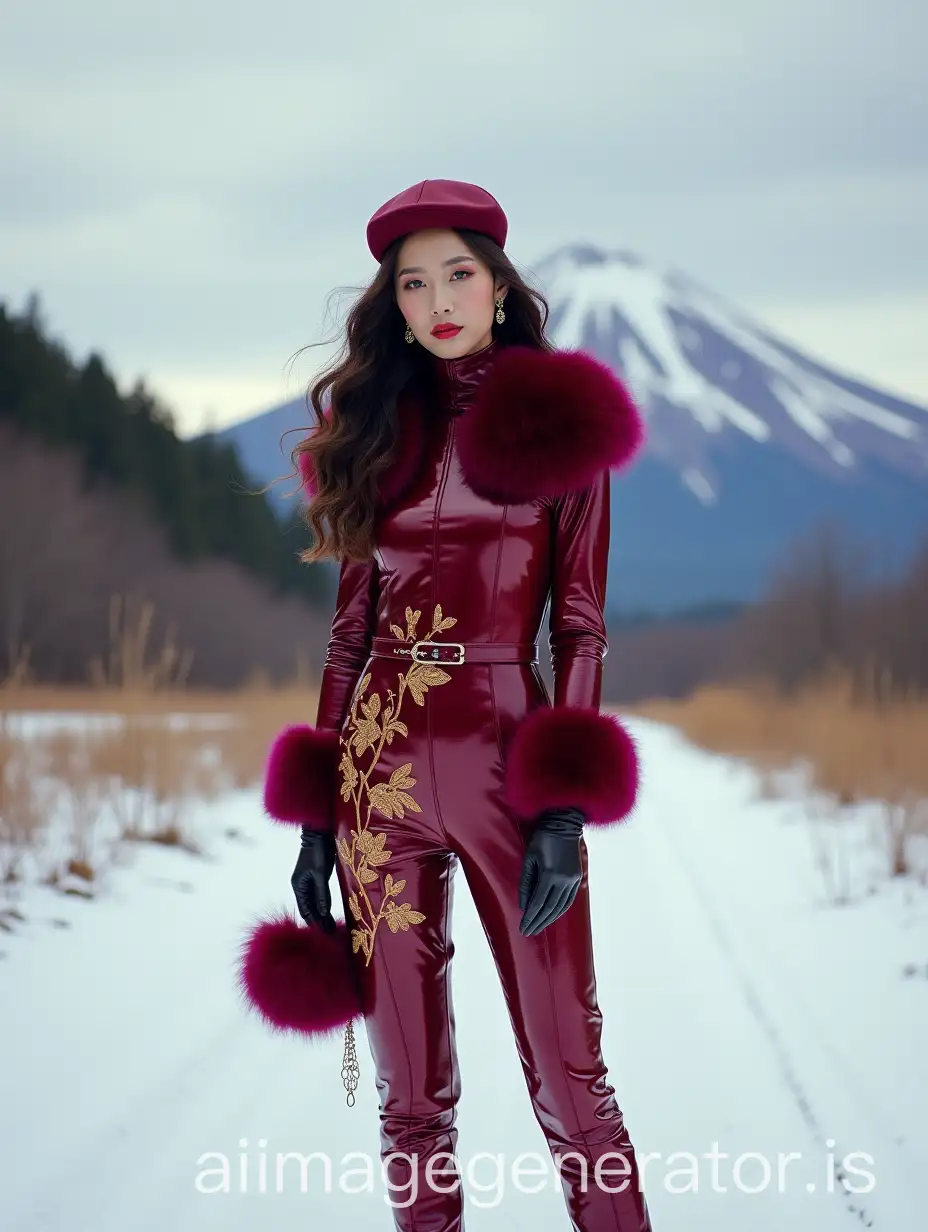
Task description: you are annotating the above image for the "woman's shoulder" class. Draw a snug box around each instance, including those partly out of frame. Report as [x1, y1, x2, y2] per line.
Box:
[456, 345, 646, 503]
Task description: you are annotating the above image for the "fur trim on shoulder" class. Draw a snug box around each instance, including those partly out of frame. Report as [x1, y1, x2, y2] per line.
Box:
[296, 448, 317, 499]
[502, 704, 639, 826]
[263, 724, 339, 829]
[298, 347, 644, 511]
[297, 393, 427, 512]
[295, 406, 331, 502]
[456, 346, 645, 504]
[375, 388, 428, 510]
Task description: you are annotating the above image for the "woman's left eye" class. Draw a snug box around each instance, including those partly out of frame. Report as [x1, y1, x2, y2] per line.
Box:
[451, 269, 470, 280]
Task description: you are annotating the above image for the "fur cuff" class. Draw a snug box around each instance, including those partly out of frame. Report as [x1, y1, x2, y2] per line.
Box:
[263, 724, 340, 829]
[503, 705, 639, 826]
[238, 912, 362, 1037]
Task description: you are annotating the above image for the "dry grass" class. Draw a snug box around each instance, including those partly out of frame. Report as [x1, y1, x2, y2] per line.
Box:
[0, 592, 322, 906]
[0, 732, 56, 884]
[631, 671, 928, 884]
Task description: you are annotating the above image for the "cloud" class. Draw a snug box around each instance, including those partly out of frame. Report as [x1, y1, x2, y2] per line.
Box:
[1, 0, 925, 432]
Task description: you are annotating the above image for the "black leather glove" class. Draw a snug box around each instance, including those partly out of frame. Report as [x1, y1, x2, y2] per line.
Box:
[518, 806, 585, 936]
[291, 826, 337, 933]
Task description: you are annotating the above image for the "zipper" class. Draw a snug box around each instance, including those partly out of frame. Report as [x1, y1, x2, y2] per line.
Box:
[431, 416, 454, 617]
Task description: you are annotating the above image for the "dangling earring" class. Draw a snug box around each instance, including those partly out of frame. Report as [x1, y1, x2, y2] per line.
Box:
[404, 323, 415, 344]
[495, 298, 506, 325]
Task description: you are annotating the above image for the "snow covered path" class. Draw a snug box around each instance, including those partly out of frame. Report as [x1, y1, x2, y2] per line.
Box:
[1, 717, 925, 1230]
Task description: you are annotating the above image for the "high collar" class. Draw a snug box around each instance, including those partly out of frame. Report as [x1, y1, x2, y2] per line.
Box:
[430, 337, 499, 417]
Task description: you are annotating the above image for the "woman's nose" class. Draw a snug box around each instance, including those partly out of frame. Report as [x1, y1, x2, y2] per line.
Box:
[431, 291, 455, 313]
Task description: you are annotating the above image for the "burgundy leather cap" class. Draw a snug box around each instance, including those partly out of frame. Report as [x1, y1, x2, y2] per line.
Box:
[366, 178, 508, 262]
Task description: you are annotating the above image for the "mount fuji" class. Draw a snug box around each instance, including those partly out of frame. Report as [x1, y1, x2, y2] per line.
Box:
[212, 245, 928, 615]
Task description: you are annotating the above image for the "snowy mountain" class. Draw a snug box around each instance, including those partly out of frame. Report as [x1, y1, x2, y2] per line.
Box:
[538, 245, 928, 496]
[212, 245, 928, 614]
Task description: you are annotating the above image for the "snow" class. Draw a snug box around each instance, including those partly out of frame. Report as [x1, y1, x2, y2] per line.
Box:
[1, 715, 926, 1230]
[533, 245, 928, 471]
[681, 467, 717, 504]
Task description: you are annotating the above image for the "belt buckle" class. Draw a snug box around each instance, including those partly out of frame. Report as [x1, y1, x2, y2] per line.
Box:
[411, 640, 465, 666]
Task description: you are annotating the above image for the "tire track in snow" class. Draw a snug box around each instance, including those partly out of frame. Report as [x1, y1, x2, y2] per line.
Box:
[9, 1003, 295, 1230]
[654, 778, 920, 1228]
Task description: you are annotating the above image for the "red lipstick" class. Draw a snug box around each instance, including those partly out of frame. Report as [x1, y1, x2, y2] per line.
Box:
[431, 324, 463, 339]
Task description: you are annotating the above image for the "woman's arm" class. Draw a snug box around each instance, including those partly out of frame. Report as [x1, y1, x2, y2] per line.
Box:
[548, 470, 610, 710]
[263, 553, 380, 831]
[315, 555, 381, 732]
[503, 471, 638, 828]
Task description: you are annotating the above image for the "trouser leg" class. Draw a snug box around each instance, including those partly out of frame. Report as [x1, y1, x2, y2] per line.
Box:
[457, 817, 653, 1231]
[334, 819, 464, 1232]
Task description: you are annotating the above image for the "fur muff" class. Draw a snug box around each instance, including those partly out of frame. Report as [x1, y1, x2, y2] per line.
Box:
[456, 346, 645, 504]
[263, 724, 339, 829]
[238, 912, 362, 1037]
[503, 705, 639, 826]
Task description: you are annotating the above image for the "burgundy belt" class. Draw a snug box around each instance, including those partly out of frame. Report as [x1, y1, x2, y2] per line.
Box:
[370, 637, 538, 666]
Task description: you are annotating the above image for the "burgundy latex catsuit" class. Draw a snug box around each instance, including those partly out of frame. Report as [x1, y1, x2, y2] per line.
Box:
[312, 339, 653, 1231]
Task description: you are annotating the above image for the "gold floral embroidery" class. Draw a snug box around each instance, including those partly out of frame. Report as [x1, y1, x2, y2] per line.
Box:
[335, 602, 458, 964]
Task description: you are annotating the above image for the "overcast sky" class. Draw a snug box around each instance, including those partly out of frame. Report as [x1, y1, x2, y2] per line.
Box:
[1, 0, 925, 437]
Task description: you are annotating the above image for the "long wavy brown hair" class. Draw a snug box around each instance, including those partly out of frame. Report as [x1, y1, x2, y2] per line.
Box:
[288, 229, 554, 565]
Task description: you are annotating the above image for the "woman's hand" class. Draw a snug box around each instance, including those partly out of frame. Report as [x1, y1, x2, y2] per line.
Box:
[291, 826, 337, 932]
[518, 807, 585, 936]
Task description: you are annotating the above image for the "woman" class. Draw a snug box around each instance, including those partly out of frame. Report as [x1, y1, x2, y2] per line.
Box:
[240, 179, 653, 1231]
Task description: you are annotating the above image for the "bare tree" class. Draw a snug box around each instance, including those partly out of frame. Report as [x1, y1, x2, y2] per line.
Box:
[0, 421, 331, 687]
[0, 424, 115, 677]
[730, 519, 875, 694]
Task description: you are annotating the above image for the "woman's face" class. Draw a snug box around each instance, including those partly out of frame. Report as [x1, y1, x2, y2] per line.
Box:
[394, 228, 507, 359]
